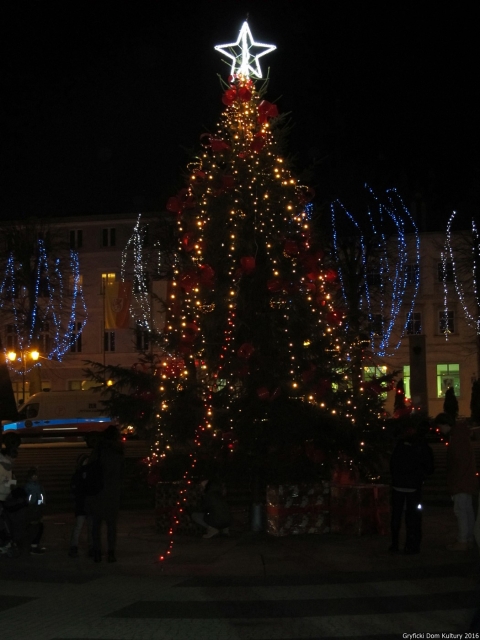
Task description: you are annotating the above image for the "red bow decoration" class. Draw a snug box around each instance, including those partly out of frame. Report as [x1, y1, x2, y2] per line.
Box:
[326, 310, 343, 326]
[181, 232, 196, 252]
[180, 322, 200, 344]
[257, 100, 279, 124]
[199, 264, 215, 286]
[240, 256, 256, 274]
[237, 342, 255, 359]
[166, 189, 196, 214]
[222, 88, 237, 106]
[250, 133, 266, 153]
[297, 186, 315, 204]
[199, 134, 230, 153]
[237, 86, 252, 102]
[190, 169, 206, 182]
[283, 239, 299, 256]
[325, 268, 338, 283]
[178, 269, 198, 293]
[166, 197, 182, 214]
[222, 175, 235, 189]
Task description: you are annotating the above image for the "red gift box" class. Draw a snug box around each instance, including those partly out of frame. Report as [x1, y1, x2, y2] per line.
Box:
[266, 482, 330, 536]
[330, 483, 390, 536]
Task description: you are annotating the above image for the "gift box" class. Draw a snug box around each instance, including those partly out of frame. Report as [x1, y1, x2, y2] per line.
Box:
[330, 483, 390, 536]
[155, 481, 204, 535]
[266, 482, 330, 536]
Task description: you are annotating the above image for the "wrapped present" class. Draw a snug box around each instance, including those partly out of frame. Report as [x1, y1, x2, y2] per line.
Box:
[266, 482, 330, 536]
[155, 481, 204, 535]
[330, 483, 390, 536]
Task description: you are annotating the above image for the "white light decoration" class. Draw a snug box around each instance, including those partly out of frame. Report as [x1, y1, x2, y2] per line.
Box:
[443, 212, 480, 339]
[214, 21, 276, 79]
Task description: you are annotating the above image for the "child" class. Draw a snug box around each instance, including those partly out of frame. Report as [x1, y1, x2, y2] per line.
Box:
[191, 478, 231, 539]
[24, 467, 46, 554]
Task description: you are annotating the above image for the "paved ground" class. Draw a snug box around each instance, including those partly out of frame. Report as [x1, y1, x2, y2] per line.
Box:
[1, 502, 479, 640]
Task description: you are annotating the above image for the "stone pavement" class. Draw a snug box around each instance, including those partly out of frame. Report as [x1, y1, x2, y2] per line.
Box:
[0, 502, 479, 640]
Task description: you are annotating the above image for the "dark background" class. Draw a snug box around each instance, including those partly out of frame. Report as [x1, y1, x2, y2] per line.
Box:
[1, 1, 478, 229]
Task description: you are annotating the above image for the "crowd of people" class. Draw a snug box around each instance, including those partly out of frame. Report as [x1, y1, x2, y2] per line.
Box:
[0, 422, 232, 560]
[0, 425, 125, 561]
[1, 414, 480, 559]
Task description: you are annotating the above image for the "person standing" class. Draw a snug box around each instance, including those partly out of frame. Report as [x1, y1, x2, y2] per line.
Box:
[0, 432, 20, 506]
[85, 426, 124, 563]
[68, 453, 93, 558]
[434, 412, 478, 550]
[0, 446, 15, 506]
[389, 423, 434, 554]
[24, 466, 46, 554]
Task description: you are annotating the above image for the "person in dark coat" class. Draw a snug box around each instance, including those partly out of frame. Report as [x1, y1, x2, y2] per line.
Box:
[68, 453, 93, 558]
[85, 426, 124, 563]
[191, 479, 231, 539]
[389, 422, 434, 554]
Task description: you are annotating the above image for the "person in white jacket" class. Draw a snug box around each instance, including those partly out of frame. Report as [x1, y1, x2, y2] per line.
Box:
[0, 447, 16, 504]
[0, 432, 20, 505]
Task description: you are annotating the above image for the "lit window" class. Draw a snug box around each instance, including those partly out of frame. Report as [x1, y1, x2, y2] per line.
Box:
[402, 365, 411, 398]
[101, 273, 116, 293]
[68, 380, 99, 391]
[437, 363, 460, 398]
[363, 365, 388, 399]
[406, 312, 422, 335]
[363, 365, 387, 381]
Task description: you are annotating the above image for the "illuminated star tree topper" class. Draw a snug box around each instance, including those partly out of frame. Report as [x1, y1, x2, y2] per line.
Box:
[214, 20, 276, 79]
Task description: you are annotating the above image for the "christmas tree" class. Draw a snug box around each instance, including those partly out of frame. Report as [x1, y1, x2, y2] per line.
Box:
[151, 21, 365, 483]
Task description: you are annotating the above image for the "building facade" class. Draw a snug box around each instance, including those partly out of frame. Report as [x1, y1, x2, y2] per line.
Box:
[379, 232, 478, 419]
[2, 213, 168, 406]
[3, 218, 478, 419]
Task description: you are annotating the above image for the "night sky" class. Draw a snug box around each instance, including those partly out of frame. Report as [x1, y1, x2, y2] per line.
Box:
[1, 2, 478, 229]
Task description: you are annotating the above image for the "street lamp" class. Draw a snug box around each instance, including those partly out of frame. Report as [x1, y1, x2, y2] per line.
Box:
[6, 349, 40, 404]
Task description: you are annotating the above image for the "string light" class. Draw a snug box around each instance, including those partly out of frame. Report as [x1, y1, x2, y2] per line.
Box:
[443, 212, 480, 338]
[152, 26, 397, 563]
[0, 240, 87, 365]
[331, 186, 420, 358]
[214, 21, 276, 79]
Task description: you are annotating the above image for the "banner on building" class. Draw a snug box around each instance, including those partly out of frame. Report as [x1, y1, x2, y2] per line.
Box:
[104, 281, 132, 329]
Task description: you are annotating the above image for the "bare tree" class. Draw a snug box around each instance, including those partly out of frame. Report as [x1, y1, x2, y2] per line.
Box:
[442, 213, 480, 377]
[328, 187, 420, 391]
[0, 219, 86, 399]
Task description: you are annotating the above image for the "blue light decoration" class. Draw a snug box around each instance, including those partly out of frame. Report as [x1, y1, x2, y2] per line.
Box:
[0, 240, 87, 369]
[330, 186, 420, 358]
[442, 212, 480, 339]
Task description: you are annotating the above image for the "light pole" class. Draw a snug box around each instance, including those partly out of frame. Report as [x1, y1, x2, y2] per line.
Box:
[6, 349, 40, 404]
